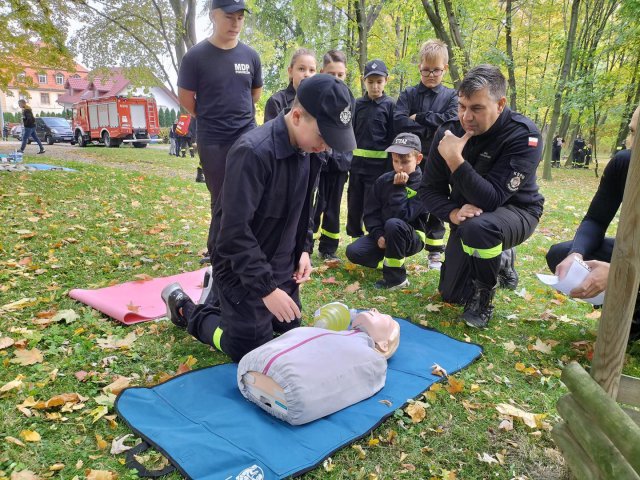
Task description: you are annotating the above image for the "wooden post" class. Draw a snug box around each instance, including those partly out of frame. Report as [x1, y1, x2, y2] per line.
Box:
[551, 422, 602, 480]
[591, 113, 640, 398]
[557, 395, 640, 479]
[561, 362, 640, 472]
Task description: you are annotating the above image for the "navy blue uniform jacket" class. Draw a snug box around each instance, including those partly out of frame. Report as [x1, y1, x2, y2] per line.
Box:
[364, 169, 428, 242]
[264, 83, 296, 123]
[211, 114, 322, 302]
[393, 83, 458, 156]
[419, 107, 545, 222]
[352, 94, 395, 174]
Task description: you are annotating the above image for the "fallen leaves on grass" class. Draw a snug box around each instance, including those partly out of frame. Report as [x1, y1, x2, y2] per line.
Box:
[431, 363, 448, 377]
[445, 376, 465, 395]
[0, 336, 15, 349]
[345, 281, 360, 294]
[11, 348, 44, 366]
[529, 338, 553, 354]
[19, 430, 41, 442]
[103, 376, 131, 395]
[110, 434, 135, 454]
[321, 276, 339, 285]
[405, 401, 427, 423]
[1, 375, 24, 393]
[10, 470, 40, 480]
[85, 470, 118, 480]
[96, 332, 137, 350]
[5, 436, 26, 447]
[496, 403, 547, 429]
[352, 444, 367, 459]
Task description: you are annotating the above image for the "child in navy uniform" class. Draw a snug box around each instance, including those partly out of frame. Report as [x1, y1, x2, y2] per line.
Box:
[162, 74, 357, 362]
[346, 133, 427, 289]
[347, 59, 395, 239]
[313, 50, 353, 261]
[264, 48, 317, 122]
[393, 39, 457, 269]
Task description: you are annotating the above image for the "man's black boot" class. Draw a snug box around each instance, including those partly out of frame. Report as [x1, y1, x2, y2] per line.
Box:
[498, 248, 519, 290]
[195, 168, 205, 183]
[462, 281, 497, 329]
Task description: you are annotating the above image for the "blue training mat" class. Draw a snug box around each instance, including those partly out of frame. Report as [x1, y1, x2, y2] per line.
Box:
[115, 319, 482, 479]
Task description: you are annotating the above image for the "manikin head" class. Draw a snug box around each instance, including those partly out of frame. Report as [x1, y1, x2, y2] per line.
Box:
[352, 309, 400, 359]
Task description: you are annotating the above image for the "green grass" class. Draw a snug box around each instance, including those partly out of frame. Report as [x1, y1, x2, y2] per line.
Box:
[0, 149, 637, 480]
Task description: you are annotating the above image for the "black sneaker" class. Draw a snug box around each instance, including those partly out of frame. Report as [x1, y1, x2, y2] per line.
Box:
[428, 252, 443, 270]
[319, 252, 341, 262]
[199, 254, 211, 265]
[37, 149, 45, 154]
[461, 281, 496, 328]
[498, 248, 519, 290]
[195, 168, 206, 183]
[374, 278, 409, 290]
[161, 282, 190, 328]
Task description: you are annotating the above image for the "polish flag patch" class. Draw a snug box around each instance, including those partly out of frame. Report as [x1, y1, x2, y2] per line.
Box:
[528, 137, 539, 147]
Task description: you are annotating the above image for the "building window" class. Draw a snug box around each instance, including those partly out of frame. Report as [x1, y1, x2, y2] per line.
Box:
[55, 73, 64, 85]
[41, 93, 50, 105]
[17, 72, 26, 82]
[71, 74, 80, 79]
[38, 73, 47, 84]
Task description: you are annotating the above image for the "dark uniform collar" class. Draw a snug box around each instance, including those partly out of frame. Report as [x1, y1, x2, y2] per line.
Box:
[273, 111, 299, 160]
[417, 82, 445, 95]
[284, 82, 296, 96]
[363, 92, 387, 104]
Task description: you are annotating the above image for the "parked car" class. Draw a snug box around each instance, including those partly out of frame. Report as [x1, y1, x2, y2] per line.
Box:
[11, 125, 22, 141]
[33, 117, 75, 145]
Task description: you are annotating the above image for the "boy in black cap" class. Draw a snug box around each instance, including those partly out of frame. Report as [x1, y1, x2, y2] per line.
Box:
[394, 39, 458, 269]
[178, 0, 262, 261]
[347, 59, 396, 239]
[162, 74, 356, 362]
[346, 132, 428, 289]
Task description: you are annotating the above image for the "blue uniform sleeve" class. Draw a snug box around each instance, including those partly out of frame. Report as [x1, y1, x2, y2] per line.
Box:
[393, 88, 423, 134]
[449, 131, 542, 212]
[419, 127, 460, 222]
[414, 91, 458, 128]
[571, 158, 624, 255]
[215, 141, 277, 298]
[177, 49, 198, 91]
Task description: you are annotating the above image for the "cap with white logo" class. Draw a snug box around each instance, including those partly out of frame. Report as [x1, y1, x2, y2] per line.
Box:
[385, 132, 422, 154]
[363, 59, 389, 79]
[296, 74, 357, 152]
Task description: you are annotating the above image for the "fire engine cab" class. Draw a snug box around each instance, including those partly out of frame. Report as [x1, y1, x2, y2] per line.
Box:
[72, 96, 160, 148]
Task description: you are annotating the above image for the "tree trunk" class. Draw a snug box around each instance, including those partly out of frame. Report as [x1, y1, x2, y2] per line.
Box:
[542, 0, 581, 181]
[612, 55, 640, 154]
[505, 0, 517, 110]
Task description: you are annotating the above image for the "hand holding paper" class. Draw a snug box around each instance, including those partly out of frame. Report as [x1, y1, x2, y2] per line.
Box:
[537, 257, 605, 305]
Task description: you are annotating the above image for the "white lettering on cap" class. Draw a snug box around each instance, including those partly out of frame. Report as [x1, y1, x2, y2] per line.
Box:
[395, 138, 408, 144]
[339, 106, 351, 125]
[371, 63, 378, 69]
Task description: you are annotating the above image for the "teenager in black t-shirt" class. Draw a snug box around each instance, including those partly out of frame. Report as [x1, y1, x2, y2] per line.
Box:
[178, 0, 263, 259]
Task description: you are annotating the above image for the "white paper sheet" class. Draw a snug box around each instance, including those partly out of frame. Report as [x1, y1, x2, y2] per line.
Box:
[536, 258, 605, 306]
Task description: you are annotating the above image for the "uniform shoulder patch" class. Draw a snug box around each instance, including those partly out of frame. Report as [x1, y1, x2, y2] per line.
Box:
[507, 172, 525, 192]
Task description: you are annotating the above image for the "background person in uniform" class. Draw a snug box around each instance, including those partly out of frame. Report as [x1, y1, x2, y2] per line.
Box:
[177, 0, 262, 260]
[2, 123, 8, 141]
[572, 133, 586, 168]
[546, 104, 640, 342]
[394, 40, 458, 269]
[312, 50, 353, 262]
[583, 142, 592, 169]
[551, 134, 563, 167]
[17, 99, 45, 154]
[419, 65, 544, 329]
[347, 59, 395, 240]
[162, 75, 357, 362]
[346, 133, 427, 290]
[264, 48, 317, 122]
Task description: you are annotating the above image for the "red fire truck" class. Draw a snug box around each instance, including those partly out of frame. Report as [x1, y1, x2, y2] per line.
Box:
[72, 96, 160, 148]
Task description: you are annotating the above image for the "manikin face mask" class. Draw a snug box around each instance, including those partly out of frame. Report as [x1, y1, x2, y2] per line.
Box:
[351, 309, 400, 359]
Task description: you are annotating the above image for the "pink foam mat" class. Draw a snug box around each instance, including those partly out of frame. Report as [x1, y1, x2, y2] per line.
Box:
[69, 268, 207, 325]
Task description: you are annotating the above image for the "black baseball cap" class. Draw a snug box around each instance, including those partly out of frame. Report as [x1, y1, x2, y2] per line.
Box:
[363, 60, 388, 78]
[386, 132, 422, 154]
[296, 74, 357, 152]
[211, 0, 250, 13]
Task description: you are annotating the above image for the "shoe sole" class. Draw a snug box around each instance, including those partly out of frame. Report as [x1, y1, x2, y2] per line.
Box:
[161, 282, 183, 323]
[198, 266, 213, 304]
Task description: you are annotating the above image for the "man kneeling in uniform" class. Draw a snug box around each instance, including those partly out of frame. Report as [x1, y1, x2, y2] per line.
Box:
[161, 74, 356, 362]
[419, 65, 545, 328]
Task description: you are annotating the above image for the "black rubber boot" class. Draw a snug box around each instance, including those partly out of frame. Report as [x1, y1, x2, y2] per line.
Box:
[498, 248, 519, 290]
[462, 280, 497, 329]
